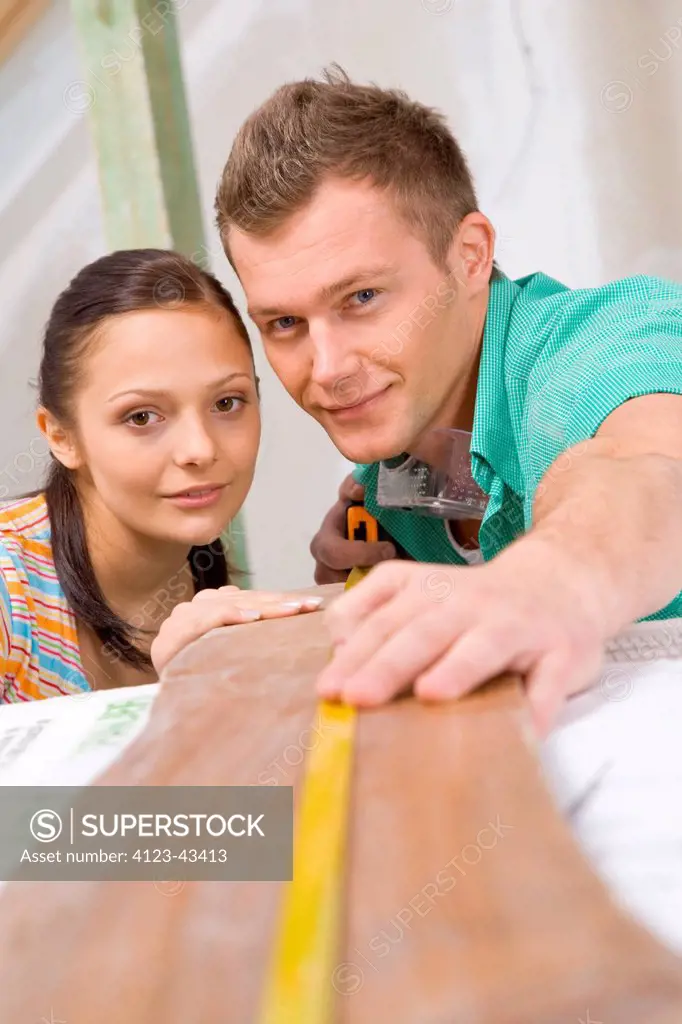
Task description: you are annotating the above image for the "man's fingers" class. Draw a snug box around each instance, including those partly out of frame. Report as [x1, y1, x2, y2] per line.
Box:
[310, 501, 395, 572]
[309, 500, 348, 565]
[323, 561, 406, 644]
[310, 476, 395, 581]
[313, 564, 348, 585]
[319, 604, 459, 704]
[338, 474, 364, 502]
[414, 627, 516, 701]
[317, 592, 411, 699]
[525, 658, 569, 738]
[525, 650, 598, 737]
[319, 567, 439, 696]
[321, 537, 396, 572]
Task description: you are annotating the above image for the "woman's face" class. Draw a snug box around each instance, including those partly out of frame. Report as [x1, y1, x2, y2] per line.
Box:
[65, 304, 261, 550]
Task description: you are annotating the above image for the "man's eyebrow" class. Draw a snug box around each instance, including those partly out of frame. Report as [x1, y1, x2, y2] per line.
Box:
[106, 372, 253, 402]
[316, 264, 398, 303]
[248, 263, 399, 319]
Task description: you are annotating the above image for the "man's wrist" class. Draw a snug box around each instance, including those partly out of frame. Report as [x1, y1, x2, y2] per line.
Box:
[495, 528, 629, 640]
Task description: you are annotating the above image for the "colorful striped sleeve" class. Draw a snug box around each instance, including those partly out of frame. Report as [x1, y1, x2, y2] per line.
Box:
[0, 564, 12, 666]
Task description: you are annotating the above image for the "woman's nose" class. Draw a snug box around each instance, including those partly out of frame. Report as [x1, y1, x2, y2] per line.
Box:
[172, 416, 219, 467]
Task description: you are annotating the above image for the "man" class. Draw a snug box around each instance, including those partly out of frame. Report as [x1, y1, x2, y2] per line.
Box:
[212, 67, 682, 734]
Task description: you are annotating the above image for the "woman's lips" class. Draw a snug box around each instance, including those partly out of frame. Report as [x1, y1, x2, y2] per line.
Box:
[165, 486, 225, 509]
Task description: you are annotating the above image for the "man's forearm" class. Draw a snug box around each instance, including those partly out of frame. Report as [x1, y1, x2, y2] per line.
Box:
[512, 443, 682, 635]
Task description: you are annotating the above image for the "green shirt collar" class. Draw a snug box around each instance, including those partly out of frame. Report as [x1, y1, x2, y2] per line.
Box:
[470, 273, 524, 498]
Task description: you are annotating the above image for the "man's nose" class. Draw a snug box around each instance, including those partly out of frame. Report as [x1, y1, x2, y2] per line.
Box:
[309, 323, 363, 395]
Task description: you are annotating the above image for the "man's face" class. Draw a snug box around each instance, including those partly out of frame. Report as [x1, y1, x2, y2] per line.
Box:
[230, 177, 491, 464]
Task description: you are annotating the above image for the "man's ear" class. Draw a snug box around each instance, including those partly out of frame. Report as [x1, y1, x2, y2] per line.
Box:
[448, 212, 496, 294]
[36, 408, 83, 470]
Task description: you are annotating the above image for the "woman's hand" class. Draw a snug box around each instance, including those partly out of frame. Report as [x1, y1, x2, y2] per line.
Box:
[151, 585, 324, 675]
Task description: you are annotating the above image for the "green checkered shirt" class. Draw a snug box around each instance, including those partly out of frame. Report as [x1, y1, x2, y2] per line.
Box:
[354, 271, 682, 621]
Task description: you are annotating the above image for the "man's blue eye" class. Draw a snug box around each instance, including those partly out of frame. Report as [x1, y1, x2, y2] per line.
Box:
[275, 316, 297, 330]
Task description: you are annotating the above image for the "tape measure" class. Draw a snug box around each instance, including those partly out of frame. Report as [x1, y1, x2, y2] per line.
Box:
[258, 510, 377, 1023]
[258, 698, 356, 1024]
[346, 503, 379, 544]
[347, 499, 413, 561]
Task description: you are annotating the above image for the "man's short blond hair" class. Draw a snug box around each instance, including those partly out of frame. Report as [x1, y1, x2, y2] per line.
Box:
[215, 65, 486, 270]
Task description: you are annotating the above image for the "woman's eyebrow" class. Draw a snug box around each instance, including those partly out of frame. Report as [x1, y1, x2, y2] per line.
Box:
[106, 372, 254, 402]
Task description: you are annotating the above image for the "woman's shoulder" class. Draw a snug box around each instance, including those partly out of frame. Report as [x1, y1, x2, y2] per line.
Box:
[0, 492, 51, 545]
[0, 493, 53, 579]
[0, 491, 62, 623]
[0, 492, 84, 701]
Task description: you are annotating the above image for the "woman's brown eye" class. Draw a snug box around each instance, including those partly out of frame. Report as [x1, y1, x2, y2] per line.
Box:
[216, 397, 235, 413]
[130, 411, 151, 426]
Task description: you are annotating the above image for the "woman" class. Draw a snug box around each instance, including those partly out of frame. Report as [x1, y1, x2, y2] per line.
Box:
[0, 248, 321, 702]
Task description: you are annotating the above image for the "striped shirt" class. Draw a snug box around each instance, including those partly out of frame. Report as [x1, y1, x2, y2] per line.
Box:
[355, 270, 682, 621]
[0, 494, 89, 702]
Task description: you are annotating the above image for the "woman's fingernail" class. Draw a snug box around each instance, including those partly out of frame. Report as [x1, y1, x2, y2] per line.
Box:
[302, 597, 324, 609]
[240, 609, 262, 621]
[281, 600, 303, 610]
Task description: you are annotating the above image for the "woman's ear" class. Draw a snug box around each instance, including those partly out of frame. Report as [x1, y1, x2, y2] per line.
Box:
[36, 408, 83, 470]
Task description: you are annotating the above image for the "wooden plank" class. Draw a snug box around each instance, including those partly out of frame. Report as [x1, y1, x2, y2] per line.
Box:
[344, 680, 682, 1022]
[0, 0, 51, 64]
[0, 592, 681, 1022]
[68, 0, 250, 577]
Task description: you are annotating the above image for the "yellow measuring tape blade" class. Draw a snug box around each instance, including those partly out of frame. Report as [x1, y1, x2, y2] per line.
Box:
[346, 565, 371, 589]
[258, 567, 369, 1024]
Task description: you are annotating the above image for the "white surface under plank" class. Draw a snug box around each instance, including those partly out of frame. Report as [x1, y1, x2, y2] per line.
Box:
[541, 617, 682, 956]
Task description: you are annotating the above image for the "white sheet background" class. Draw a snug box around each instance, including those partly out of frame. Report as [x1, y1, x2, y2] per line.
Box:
[541, 617, 682, 955]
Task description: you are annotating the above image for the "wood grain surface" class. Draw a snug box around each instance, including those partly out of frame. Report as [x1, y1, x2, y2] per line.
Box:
[1, 583, 681, 1023]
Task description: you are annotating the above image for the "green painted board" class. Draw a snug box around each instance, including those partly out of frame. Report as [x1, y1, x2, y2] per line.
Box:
[69, 0, 251, 582]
